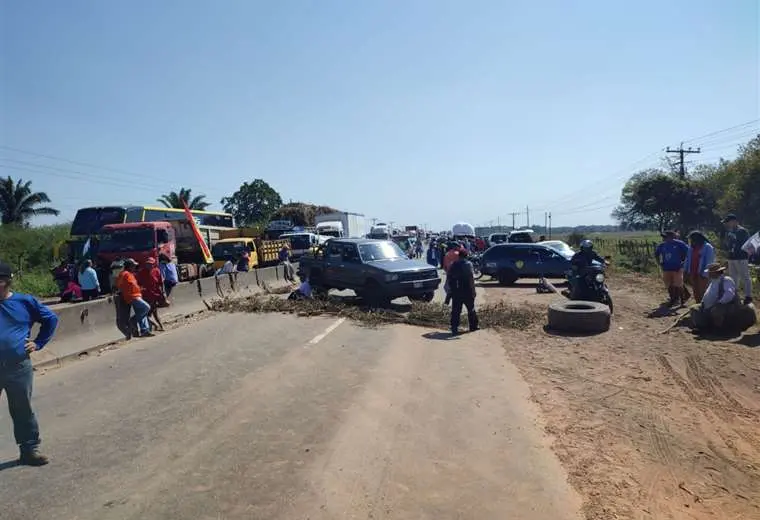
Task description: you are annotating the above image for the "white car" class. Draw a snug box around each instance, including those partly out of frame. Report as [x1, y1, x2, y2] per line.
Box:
[538, 240, 575, 259]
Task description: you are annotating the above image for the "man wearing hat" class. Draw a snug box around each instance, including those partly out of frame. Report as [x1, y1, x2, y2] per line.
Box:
[115, 258, 153, 338]
[691, 263, 756, 333]
[0, 261, 58, 465]
[655, 230, 689, 306]
[722, 214, 752, 304]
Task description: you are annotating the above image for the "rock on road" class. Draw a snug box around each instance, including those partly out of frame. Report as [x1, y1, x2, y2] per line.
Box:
[0, 313, 581, 520]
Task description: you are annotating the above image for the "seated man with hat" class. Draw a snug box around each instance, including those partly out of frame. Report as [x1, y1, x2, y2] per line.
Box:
[690, 263, 756, 333]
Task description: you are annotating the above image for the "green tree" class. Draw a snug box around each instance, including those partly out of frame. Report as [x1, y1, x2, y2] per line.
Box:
[270, 202, 338, 227]
[157, 188, 210, 210]
[612, 169, 715, 232]
[0, 176, 60, 226]
[221, 179, 283, 226]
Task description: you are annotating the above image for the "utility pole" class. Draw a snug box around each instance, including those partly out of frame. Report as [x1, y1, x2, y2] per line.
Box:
[507, 212, 519, 230]
[544, 212, 548, 235]
[548, 212, 552, 239]
[666, 142, 701, 177]
[370, 217, 378, 226]
[526, 206, 530, 228]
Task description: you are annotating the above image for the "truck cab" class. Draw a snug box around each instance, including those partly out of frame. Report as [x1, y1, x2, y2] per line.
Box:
[211, 238, 258, 270]
[97, 222, 174, 268]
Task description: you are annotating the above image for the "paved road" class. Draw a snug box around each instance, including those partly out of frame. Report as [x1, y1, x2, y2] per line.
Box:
[0, 312, 581, 519]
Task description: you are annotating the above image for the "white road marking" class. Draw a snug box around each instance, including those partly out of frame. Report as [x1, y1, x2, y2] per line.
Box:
[307, 318, 346, 346]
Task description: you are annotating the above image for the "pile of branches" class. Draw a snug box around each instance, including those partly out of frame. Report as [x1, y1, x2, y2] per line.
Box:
[211, 294, 541, 331]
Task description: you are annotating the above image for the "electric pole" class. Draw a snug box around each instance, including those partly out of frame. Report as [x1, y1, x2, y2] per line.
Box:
[507, 212, 520, 230]
[666, 142, 701, 177]
[548, 212, 552, 239]
[544, 212, 548, 235]
[526, 206, 530, 228]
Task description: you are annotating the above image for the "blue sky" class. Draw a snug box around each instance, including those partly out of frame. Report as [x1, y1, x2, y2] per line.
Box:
[1, 0, 758, 230]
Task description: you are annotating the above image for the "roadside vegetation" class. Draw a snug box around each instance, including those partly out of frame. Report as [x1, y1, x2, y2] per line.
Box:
[0, 223, 68, 297]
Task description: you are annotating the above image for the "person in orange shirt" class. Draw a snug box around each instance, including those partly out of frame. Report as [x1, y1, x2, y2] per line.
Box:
[116, 258, 153, 338]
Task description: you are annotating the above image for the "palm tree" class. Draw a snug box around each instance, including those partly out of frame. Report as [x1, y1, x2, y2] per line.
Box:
[0, 176, 60, 225]
[157, 188, 210, 210]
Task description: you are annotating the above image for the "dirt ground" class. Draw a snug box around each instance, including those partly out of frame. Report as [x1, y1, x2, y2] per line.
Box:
[479, 273, 760, 520]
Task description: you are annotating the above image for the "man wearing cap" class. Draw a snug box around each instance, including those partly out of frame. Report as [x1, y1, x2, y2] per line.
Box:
[722, 214, 752, 304]
[690, 263, 755, 333]
[446, 248, 479, 335]
[116, 258, 153, 338]
[655, 230, 689, 306]
[0, 261, 58, 466]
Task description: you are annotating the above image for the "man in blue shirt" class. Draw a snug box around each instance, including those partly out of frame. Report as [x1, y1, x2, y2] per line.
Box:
[0, 261, 58, 466]
[655, 231, 689, 306]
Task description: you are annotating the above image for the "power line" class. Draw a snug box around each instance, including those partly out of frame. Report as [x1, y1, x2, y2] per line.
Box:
[682, 119, 759, 145]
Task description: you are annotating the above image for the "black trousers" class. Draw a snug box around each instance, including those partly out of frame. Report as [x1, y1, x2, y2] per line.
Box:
[451, 295, 478, 332]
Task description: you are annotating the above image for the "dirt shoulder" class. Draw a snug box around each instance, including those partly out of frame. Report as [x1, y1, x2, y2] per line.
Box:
[481, 273, 760, 520]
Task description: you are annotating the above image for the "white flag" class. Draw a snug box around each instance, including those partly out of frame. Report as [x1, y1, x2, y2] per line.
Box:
[742, 232, 760, 255]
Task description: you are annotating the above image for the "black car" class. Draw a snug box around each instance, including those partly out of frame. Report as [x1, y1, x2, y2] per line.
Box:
[480, 243, 572, 285]
[298, 238, 441, 305]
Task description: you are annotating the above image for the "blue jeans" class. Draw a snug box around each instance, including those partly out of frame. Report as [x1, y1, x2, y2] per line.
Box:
[0, 357, 40, 452]
[131, 298, 151, 334]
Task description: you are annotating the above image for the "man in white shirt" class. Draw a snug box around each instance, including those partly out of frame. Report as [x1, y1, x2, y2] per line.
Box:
[691, 263, 755, 332]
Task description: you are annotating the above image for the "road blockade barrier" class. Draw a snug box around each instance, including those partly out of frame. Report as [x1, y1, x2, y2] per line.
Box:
[32, 265, 289, 368]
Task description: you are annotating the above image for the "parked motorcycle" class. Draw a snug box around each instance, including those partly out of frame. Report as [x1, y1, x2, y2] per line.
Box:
[564, 262, 613, 313]
[470, 253, 483, 280]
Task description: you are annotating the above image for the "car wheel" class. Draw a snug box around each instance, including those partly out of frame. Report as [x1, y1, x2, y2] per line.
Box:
[497, 269, 518, 286]
[421, 292, 434, 302]
[364, 279, 390, 308]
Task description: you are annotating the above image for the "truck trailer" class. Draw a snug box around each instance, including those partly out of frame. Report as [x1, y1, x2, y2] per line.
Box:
[314, 212, 369, 239]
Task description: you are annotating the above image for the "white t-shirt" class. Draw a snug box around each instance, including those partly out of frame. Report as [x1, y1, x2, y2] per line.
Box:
[702, 275, 736, 310]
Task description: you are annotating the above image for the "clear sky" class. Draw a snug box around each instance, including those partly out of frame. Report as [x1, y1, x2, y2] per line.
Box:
[1, 0, 758, 230]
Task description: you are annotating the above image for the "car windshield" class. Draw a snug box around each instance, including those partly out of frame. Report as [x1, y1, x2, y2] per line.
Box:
[359, 241, 406, 261]
[99, 229, 155, 252]
[211, 242, 248, 260]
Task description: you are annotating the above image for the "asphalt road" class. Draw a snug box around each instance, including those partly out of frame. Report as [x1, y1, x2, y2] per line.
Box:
[0, 312, 581, 520]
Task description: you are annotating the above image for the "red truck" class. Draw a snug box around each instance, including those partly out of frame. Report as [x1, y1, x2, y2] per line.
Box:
[96, 220, 222, 283]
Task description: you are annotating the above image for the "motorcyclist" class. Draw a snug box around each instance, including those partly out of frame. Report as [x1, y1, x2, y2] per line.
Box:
[568, 240, 607, 298]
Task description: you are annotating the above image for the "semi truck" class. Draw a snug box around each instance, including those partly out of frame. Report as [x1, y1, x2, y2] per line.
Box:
[314, 212, 369, 239]
[96, 220, 221, 283]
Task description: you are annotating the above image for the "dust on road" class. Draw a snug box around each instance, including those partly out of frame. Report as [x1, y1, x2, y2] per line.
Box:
[479, 274, 760, 520]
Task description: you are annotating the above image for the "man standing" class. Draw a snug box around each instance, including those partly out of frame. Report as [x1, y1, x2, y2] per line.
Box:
[0, 261, 58, 466]
[279, 244, 295, 283]
[655, 231, 689, 306]
[447, 248, 479, 336]
[722, 214, 753, 304]
[683, 231, 715, 303]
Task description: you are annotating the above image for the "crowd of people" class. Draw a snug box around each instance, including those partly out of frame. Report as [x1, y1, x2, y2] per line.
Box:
[654, 213, 757, 334]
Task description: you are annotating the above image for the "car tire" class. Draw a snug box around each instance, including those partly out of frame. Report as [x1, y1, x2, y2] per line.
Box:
[497, 269, 518, 286]
[364, 279, 390, 308]
[547, 300, 610, 334]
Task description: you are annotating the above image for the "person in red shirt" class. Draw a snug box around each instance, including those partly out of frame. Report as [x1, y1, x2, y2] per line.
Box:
[137, 258, 165, 331]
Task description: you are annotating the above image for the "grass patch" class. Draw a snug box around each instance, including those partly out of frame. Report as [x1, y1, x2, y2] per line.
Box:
[211, 294, 542, 331]
[14, 269, 59, 298]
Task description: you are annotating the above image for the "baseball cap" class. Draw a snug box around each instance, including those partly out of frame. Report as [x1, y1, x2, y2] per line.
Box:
[0, 261, 13, 279]
[722, 213, 738, 223]
[123, 258, 138, 267]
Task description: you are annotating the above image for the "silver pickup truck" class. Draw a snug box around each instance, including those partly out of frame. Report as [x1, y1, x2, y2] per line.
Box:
[298, 238, 440, 306]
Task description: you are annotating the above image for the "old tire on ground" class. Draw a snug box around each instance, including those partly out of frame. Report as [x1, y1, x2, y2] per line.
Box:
[547, 300, 611, 333]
